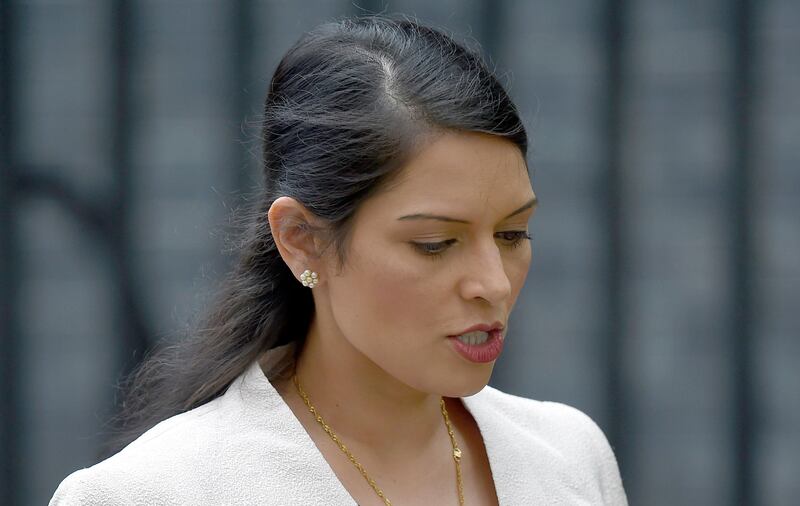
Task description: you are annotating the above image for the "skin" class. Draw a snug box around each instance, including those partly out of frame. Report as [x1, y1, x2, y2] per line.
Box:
[266, 130, 536, 504]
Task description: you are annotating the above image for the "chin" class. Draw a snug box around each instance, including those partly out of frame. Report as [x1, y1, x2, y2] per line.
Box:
[440, 368, 494, 398]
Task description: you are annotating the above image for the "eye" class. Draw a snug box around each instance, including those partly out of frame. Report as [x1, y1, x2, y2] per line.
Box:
[495, 231, 532, 249]
[411, 232, 530, 259]
[410, 239, 457, 258]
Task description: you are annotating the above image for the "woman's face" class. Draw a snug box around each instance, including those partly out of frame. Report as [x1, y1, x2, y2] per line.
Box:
[321, 130, 536, 397]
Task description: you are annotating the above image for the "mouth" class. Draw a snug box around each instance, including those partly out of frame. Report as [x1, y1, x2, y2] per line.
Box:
[447, 327, 506, 363]
[448, 321, 504, 339]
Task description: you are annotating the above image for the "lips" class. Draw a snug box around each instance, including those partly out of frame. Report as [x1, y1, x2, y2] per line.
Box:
[448, 327, 506, 363]
[448, 321, 504, 337]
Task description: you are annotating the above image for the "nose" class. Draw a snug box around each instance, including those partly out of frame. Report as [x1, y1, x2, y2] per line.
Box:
[458, 240, 512, 305]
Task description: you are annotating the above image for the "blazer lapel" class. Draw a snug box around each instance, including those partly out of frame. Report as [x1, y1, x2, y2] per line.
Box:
[461, 388, 592, 505]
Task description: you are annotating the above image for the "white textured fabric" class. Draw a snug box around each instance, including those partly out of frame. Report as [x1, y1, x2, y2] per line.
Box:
[49, 346, 628, 505]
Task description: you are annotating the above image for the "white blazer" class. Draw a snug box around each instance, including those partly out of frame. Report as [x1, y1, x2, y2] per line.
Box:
[49, 346, 628, 505]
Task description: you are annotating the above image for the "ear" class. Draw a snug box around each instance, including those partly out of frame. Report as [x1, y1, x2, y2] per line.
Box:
[267, 196, 325, 282]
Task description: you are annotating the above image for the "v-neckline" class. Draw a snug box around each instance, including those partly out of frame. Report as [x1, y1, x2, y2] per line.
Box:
[245, 357, 503, 505]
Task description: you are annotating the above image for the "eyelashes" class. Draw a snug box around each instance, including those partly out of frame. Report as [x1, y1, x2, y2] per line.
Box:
[411, 231, 532, 259]
[412, 238, 458, 256]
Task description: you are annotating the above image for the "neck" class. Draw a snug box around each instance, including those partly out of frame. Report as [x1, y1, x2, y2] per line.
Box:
[287, 317, 450, 461]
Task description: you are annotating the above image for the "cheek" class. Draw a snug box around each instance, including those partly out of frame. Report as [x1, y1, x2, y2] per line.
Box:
[367, 256, 439, 328]
[507, 247, 532, 301]
[330, 246, 442, 340]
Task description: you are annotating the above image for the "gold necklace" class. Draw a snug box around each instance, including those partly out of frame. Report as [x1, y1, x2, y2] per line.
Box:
[292, 373, 465, 505]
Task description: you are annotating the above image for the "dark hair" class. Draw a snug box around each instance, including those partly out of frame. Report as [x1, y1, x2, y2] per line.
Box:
[102, 14, 528, 458]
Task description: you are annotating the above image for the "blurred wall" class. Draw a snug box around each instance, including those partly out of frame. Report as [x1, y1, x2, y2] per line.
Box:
[0, 1, 797, 505]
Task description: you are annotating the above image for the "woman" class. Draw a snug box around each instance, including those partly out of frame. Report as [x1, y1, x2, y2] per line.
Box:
[50, 15, 627, 505]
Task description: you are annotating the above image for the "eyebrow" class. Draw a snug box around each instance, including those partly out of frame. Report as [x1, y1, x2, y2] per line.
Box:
[397, 196, 538, 224]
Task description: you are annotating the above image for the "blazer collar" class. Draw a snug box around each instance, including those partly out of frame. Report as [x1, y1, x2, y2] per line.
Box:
[239, 351, 527, 505]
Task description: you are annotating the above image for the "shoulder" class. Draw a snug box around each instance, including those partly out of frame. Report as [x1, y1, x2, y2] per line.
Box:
[49, 468, 125, 506]
[467, 385, 628, 504]
[49, 397, 235, 505]
[48, 361, 336, 505]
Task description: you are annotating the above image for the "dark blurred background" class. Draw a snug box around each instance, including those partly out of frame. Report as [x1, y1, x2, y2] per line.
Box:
[1, 0, 798, 505]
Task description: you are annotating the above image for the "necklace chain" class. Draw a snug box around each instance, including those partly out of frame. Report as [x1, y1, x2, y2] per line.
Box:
[292, 373, 465, 505]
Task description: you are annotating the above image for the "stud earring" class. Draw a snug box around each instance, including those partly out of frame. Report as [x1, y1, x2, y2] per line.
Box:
[300, 269, 318, 288]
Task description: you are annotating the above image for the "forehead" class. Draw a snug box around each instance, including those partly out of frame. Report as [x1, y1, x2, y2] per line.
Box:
[367, 130, 532, 217]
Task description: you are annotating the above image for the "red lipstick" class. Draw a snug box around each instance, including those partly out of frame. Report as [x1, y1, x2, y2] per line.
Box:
[447, 322, 505, 363]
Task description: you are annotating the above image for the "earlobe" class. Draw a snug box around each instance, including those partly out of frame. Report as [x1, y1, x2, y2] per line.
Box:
[267, 196, 322, 280]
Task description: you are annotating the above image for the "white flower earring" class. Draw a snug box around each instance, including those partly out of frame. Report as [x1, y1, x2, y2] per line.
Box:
[300, 269, 318, 288]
